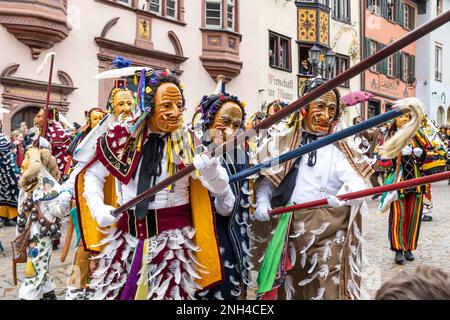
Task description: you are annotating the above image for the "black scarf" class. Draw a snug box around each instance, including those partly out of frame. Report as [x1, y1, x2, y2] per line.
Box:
[135, 133, 166, 220]
[302, 133, 318, 167]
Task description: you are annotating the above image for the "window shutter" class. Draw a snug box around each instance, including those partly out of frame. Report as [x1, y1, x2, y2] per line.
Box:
[401, 53, 406, 82]
[399, 1, 404, 25]
[381, 44, 387, 74]
[395, 0, 401, 24]
[376, 43, 381, 72]
[383, 0, 389, 19]
[410, 55, 415, 82]
[398, 2, 402, 26]
[396, 52, 401, 79]
[409, 6, 415, 30]
[365, 37, 371, 59]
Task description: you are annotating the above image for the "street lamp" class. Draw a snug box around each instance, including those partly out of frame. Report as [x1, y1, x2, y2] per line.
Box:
[325, 50, 336, 70]
[308, 46, 336, 79]
[309, 45, 322, 68]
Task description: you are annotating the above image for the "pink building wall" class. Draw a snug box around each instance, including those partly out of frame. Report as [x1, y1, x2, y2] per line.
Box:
[363, 0, 418, 117]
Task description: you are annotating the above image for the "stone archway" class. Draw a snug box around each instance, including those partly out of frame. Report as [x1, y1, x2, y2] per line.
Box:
[0, 64, 76, 134]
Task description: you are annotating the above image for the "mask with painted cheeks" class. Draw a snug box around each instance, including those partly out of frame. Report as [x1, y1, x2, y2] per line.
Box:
[33, 109, 45, 128]
[147, 82, 184, 133]
[303, 91, 338, 136]
[395, 112, 411, 129]
[89, 109, 107, 129]
[266, 101, 285, 118]
[210, 101, 243, 145]
[33, 107, 60, 129]
[112, 90, 134, 120]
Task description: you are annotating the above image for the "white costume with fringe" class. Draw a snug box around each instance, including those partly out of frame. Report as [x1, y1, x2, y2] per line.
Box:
[82, 130, 234, 300]
[252, 120, 371, 300]
[18, 168, 70, 300]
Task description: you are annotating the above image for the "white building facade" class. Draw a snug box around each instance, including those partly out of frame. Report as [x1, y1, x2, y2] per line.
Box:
[0, 0, 361, 134]
[415, 0, 450, 126]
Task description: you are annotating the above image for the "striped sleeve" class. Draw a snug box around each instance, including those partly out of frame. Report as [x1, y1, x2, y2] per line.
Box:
[375, 134, 394, 168]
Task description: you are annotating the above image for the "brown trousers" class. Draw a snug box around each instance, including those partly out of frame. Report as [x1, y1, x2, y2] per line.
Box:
[69, 243, 91, 289]
[251, 206, 362, 300]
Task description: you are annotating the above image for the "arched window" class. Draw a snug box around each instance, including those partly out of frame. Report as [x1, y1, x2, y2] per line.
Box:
[204, 0, 239, 32]
[437, 106, 445, 126]
[11, 106, 40, 131]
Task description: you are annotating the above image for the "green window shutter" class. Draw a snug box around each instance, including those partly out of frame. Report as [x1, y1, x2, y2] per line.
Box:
[377, 43, 382, 73]
[410, 55, 416, 82]
[401, 53, 406, 82]
[381, 44, 387, 75]
[394, 52, 402, 79]
[395, 0, 401, 24]
[385, 0, 390, 19]
[381, 0, 387, 18]
[399, 1, 404, 26]
[365, 37, 371, 59]
[410, 6, 415, 30]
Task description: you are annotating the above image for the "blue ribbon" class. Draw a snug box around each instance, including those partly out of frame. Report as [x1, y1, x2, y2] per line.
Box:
[229, 108, 404, 183]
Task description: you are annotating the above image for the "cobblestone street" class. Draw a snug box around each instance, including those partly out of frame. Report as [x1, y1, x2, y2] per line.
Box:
[361, 181, 450, 298]
[0, 181, 449, 300]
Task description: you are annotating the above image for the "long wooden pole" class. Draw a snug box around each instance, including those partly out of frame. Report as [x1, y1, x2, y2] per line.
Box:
[41, 54, 55, 139]
[112, 10, 450, 217]
[61, 219, 74, 263]
[229, 108, 405, 183]
[269, 171, 450, 216]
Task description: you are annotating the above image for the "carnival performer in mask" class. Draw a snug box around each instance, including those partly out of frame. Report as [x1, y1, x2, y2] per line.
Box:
[61, 85, 134, 300]
[252, 78, 373, 300]
[60, 108, 108, 299]
[33, 106, 72, 178]
[15, 148, 70, 300]
[264, 100, 287, 120]
[0, 134, 19, 227]
[245, 100, 287, 154]
[376, 109, 433, 265]
[77, 69, 232, 300]
[194, 88, 253, 300]
[33, 106, 73, 251]
[418, 114, 447, 222]
[63, 108, 108, 177]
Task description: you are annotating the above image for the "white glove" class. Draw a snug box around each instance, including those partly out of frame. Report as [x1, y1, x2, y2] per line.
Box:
[413, 147, 423, 157]
[254, 200, 272, 222]
[401, 146, 413, 156]
[214, 187, 235, 217]
[39, 137, 51, 149]
[59, 190, 73, 206]
[327, 195, 347, 208]
[193, 154, 221, 182]
[94, 205, 122, 228]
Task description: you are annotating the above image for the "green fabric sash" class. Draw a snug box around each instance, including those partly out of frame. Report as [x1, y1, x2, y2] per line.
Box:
[70, 207, 81, 246]
[257, 211, 292, 294]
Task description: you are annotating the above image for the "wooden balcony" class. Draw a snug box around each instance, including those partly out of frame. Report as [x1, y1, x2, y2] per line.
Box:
[199, 28, 243, 82]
